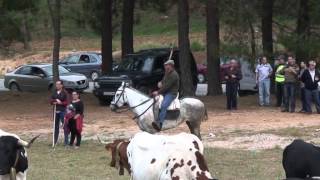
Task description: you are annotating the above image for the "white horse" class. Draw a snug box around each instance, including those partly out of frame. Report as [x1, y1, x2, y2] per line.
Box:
[110, 82, 207, 139]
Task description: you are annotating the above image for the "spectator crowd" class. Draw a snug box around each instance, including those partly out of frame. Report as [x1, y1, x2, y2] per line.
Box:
[224, 55, 320, 114]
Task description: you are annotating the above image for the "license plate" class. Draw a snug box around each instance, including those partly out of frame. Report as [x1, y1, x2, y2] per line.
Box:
[103, 92, 115, 95]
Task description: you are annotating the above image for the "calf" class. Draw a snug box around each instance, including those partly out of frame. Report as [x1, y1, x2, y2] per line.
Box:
[127, 132, 217, 180]
[105, 139, 130, 175]
[0, 129, 39, 180]
[283, 139, 320, 179]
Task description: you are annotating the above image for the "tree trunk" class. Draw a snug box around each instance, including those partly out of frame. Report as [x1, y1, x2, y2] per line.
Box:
[178, 0, 194, 96]
[261, 0, 273, 59]
[248, 18, 256, 60]
[20, 13, 31, 50]
[121, 0, 135, 57]
[101, 0, 113, 74]
[261, 0, 274, 93]
[206, 0, 222, 95]
[48, 0, 61, 83]
[20, 10, 31, 50]
[296, 0, 310, 62]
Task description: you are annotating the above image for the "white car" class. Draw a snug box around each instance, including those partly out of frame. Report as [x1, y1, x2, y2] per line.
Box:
[4, 63, 89, 92]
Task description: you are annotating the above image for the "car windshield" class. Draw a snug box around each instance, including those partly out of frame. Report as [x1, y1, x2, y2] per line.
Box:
[42, 65, 70, 76]
[116, 56, 154, 73]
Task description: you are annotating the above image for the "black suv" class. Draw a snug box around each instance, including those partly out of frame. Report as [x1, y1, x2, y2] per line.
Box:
[93, 48, 198, 105]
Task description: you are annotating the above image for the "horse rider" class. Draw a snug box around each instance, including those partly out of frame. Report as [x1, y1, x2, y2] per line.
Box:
[152, 59, 180, 131]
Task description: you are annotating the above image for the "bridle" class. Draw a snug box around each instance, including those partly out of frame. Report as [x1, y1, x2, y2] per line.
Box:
[111, 86, 126, 109]
[111, 86, 157, 119]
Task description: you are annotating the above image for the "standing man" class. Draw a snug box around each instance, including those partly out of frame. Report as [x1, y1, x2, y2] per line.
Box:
[275, 56, 286, 107]
[280, 56, 300, 113]
[255, 56, 273, 106]
[298, 61, 307, 112]
[50, 80, 69, 146]
[224, 59, 242, 110]
[152, 59, 180, 131]
[300, 60, 320, 114]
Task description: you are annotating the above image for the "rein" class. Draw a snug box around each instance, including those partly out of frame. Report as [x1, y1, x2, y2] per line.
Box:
[114, 98, 152, 113]
[112, 86, 158, 120]
[132, 98, 157, 120]
[113, 87, 126, 106]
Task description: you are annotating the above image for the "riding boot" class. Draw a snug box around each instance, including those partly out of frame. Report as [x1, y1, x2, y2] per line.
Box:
[152, 121, 161, 132]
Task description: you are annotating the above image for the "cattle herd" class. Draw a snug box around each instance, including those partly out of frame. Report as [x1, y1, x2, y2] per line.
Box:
[1, 128, 320, 180]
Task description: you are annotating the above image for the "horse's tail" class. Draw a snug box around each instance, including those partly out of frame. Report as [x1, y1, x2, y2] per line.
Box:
[202, 107, 208, 121]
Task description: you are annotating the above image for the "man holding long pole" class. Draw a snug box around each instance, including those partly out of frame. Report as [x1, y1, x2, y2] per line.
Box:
[50, 80, 69, 147]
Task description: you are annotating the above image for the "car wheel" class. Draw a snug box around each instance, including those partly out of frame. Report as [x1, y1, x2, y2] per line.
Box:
[9, 82, 20, 92]
[91, 71, 99, 81]
[197, 73, 205, 83]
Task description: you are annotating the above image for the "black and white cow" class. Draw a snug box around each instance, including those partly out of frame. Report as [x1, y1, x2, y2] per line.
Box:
[283, 139, 320, 179]
[0, 129, 39, 180]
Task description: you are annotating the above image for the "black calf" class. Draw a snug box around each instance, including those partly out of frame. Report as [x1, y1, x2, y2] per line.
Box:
[283, 139, 320, 179]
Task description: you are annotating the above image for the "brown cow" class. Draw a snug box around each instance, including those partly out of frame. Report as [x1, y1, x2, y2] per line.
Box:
[105, 139, 131, 175]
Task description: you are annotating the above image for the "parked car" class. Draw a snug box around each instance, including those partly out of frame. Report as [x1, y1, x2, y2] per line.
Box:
[59, 52, 107, 81]
[93, 48, 198, 105]
[4, 64, 89, 92]
[196, 57, 257, 92]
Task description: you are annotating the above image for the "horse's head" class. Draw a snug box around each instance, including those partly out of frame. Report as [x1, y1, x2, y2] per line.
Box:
[110, 82, 129, 111]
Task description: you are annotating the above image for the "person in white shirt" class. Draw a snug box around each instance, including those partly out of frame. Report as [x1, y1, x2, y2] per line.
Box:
[255, 56, 273, 106]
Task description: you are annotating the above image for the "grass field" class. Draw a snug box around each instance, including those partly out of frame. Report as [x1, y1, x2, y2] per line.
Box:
[27, 141, 285, 180]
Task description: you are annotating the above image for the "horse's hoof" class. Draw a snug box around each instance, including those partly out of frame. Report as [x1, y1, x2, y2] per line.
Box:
[152, 122, 161, 132]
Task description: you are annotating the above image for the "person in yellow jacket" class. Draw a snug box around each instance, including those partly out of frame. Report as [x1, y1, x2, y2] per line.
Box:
[275, 56, 285, 107]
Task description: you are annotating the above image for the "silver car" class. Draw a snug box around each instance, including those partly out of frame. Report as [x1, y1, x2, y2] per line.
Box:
[4, 64, 89, 92]
[59, 52, 102, 80]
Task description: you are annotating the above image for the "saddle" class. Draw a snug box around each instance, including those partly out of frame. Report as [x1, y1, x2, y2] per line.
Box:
[157, 94, 180, 111]
[156, 94, 180, 120]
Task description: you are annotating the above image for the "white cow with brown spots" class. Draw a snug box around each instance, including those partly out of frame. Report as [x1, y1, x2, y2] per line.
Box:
[127, 132, 217, 180]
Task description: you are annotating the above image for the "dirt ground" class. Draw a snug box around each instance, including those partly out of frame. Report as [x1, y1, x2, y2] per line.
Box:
[1, 91, 320, 150]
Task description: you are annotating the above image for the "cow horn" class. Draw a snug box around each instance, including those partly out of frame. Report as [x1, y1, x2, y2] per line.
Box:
[97, 135, 110, 144]
[10, 167, 16, 180]
[18, 135, 40, 148]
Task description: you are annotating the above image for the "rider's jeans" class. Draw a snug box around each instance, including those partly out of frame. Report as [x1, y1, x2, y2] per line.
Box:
[159, 93, 175, 124]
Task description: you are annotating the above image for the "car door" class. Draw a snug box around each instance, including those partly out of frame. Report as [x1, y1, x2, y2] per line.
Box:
[78, 54, 100, 77]
[61, 55, 80, 72]
[89, 54, 101, 72]
[29, 67, 50, 91]
[75, 54, 91, 76]
[13, 66, 34, 91]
